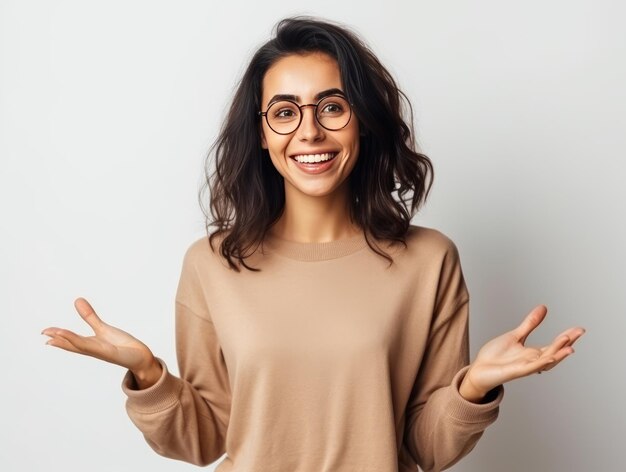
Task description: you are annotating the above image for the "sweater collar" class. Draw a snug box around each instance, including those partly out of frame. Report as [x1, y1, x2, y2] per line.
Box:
[261, 230, 369, 261]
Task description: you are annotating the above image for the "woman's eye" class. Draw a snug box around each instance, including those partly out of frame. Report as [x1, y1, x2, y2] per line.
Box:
[276, 109, 295, 118]
[322, 103, 342, 113]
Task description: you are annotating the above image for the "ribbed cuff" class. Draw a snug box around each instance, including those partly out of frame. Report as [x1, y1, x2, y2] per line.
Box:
[445, 365, 504, 423]
[121, 357, 183, 413]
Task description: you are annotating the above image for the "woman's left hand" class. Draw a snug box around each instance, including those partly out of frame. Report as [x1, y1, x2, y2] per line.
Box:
[459, 305, 586, 402]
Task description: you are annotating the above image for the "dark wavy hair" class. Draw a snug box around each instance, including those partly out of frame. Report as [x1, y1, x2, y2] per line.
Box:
[199, 15, 434, 272]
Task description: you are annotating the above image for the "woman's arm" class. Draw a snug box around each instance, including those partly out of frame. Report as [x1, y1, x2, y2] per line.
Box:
[403, 243, 504, 472]
[122, 300, 231, 466]
[403, 240, 586, 472]
[120, 241, 232, 466]
[41, 293, 229, 466]
[403, 298, 504, 472]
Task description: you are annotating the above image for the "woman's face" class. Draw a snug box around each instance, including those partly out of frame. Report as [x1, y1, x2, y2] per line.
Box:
[260, 51, 360, 198]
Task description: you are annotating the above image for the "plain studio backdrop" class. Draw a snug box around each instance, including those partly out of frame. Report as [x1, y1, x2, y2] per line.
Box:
[1, 0, 623, 471]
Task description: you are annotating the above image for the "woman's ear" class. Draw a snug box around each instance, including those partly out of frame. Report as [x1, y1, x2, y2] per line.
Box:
[260, 126, 267, 149]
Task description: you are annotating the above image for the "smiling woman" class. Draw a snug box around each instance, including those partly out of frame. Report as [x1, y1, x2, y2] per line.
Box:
[259, 52, 362, 206]
[259, 85, 352, 173]
[202, 16, 434, 269]
[42, 14, 585, 472]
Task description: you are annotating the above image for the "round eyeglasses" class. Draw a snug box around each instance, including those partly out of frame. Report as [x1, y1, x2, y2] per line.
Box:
[258, 94, 353, 135]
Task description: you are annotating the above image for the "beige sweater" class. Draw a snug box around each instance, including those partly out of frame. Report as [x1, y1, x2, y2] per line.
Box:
[121, 225, 504, 472]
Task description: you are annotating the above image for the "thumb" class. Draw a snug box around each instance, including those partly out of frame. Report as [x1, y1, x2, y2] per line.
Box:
[512, 305, 548, 345]
[74, 297, 105, 333]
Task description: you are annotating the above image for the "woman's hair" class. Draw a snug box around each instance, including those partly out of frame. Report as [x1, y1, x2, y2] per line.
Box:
[200, 15, 434, 272]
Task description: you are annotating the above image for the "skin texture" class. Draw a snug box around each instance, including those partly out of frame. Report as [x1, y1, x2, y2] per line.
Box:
[42, 52, 586, 399]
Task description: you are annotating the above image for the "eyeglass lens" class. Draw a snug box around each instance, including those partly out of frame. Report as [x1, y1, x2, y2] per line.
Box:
[266, 95, 351, 134]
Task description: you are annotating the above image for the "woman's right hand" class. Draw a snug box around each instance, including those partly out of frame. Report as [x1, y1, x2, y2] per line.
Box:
[42, 297, 162, 389]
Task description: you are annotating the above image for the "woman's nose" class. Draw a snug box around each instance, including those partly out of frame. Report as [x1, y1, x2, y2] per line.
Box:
[296, 105, 324, 141]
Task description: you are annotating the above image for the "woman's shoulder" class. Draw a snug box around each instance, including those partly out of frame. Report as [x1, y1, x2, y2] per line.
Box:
[403, 224, 461, 254]
[180, 229, 262, 272]
[381, 224, 463, 270]
[180, 231, 228, 267]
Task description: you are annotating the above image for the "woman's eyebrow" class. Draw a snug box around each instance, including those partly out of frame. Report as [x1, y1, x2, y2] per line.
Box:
[266, 88, 345, 105]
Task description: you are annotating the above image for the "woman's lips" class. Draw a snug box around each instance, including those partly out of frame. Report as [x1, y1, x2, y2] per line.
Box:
[289, 151, 339, 160]
[289, 152, 339, 174]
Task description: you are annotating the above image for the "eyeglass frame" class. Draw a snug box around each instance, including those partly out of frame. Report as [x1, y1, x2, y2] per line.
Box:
[257, 93, 355, 135]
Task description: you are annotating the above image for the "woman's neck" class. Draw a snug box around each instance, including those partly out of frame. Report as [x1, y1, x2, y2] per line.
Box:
[270, 182, 363, 243]
[268, 220, 362, 243]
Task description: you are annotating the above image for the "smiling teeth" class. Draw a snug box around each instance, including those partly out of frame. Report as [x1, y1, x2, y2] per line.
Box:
[293, 152, 337, 163]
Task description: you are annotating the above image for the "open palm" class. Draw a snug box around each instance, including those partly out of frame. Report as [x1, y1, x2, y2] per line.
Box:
[464, 305, 586, 395]
[41, 297, 155, 373]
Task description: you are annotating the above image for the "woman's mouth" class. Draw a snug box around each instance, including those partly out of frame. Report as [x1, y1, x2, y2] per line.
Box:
[289, 152, 339, 174]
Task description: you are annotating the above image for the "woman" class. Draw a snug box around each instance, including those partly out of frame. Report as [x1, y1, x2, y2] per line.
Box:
[41, 16, 585, 472]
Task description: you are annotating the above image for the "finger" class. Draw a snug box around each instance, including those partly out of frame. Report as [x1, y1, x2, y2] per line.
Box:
[41, 327, 60, 336]
[554, 327, 586, 345]
[542, 333, 572, 358]
[512, 305, 547, 344]
[46, 330, 117, 365]
[543, 345, 576, 371]
[42, 327, 76, 338]
[52, 328, 94, 353]
[74, 297, 105, 333]
[564, 327, 586, 346]
[42, 327, 94, 355]
[45, 335, 82, 354]
[539, 326, 586, 355]
[528, 354, 558, 376]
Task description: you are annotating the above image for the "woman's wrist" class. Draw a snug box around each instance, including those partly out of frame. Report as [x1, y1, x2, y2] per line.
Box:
[131, 357, 162, 390]
[459, 365, 490, 403]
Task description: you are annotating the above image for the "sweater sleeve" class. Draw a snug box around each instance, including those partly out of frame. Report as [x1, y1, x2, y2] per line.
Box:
[403, 241, 504, 472]
[120, 243, 231, 466]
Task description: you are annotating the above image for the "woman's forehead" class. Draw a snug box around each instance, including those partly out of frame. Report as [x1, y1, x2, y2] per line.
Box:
[261, 52, 343, 106]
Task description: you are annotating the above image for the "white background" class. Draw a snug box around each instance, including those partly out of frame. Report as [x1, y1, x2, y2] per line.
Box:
[1, 0, 624, 470]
